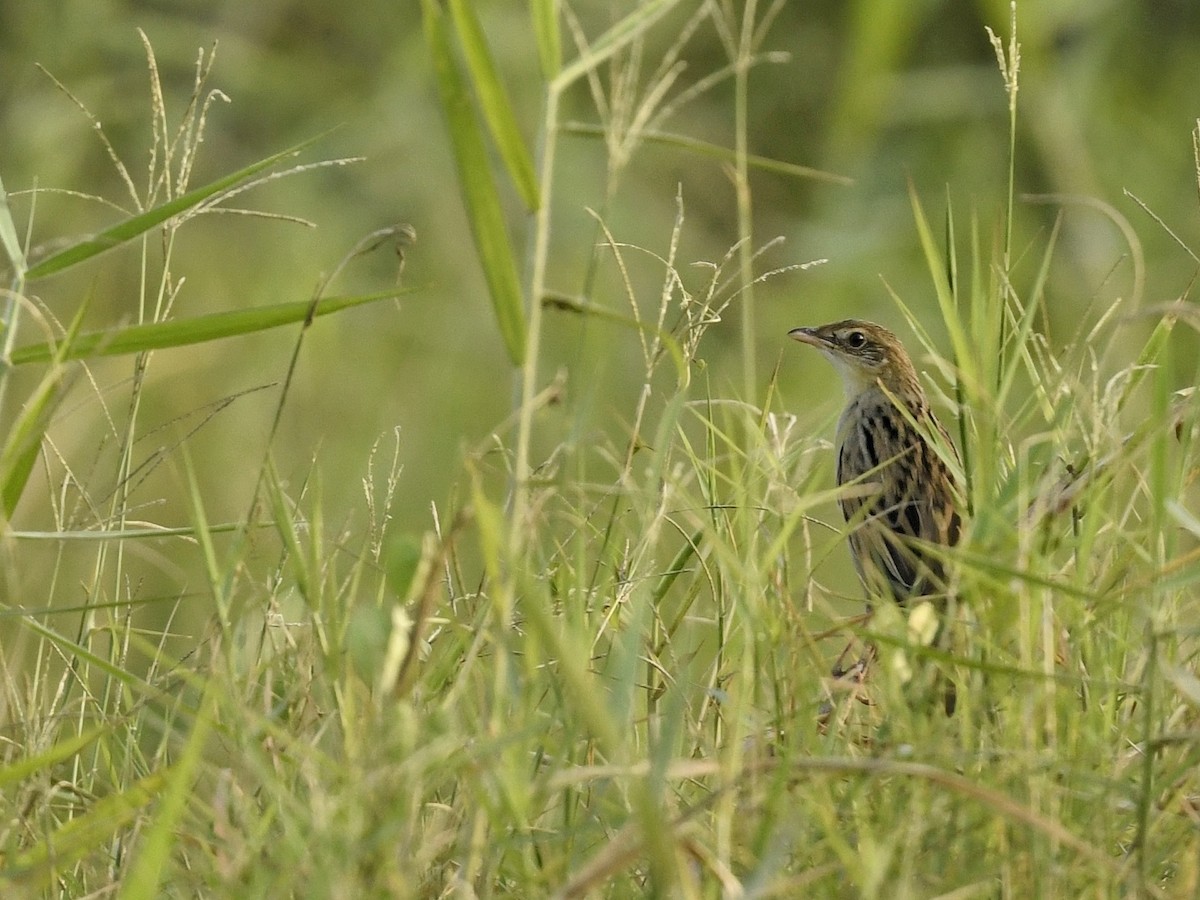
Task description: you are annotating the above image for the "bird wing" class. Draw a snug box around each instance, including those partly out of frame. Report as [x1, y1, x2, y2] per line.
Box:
[838, 404, 960, 603]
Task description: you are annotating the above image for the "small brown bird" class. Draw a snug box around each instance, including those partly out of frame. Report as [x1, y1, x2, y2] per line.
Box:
[789, 320, 961, 605]
[791, 320, 963, 715]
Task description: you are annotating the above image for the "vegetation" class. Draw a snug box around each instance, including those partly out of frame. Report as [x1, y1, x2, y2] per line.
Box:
[2, 2, 1199, 896]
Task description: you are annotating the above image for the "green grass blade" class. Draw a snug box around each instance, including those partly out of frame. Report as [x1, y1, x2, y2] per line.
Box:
[183, 443, 230, 628]
[0, 298, 85, 516]
[118, 688, 215, 900]
[5, 770, 168, 889]
[264, 455, 313, 608]
[17, 614, 155, 691]
[907, 179, 972, 386]
[448, 0, 540, 211]
[0, 172, 27, 276]
[9, 288, 412, 365]
[530, 0, 561, 80]
[0, 366, 63, 516]
[0, 723, 108, 790]
[24, 134, 325, 280]
[561, 124, 852, 185]
[422, 0, 527, 365]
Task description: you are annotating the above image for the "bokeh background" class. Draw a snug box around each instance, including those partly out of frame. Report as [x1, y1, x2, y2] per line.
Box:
[2, 1, 1199, 604]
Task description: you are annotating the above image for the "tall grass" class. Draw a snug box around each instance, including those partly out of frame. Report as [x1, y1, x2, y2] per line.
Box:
[2, 4, 1199, 898]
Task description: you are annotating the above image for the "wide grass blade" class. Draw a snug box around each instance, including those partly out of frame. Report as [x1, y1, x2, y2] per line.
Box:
[530, 0, 561, 80]
[0, 298, 85, 516]
[448, 0, 540, 211]
[421, 0, 527, 365]
[9, 288, 413, 365]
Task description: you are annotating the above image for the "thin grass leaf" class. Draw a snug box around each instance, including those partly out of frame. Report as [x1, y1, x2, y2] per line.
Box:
[0, 172, 28, 276]
[907, 180, 974, 388]
[0, 723, 108, 790]
[448, 0, 540, 211]
[561, 123, 852, 185]
[119, 687, 215, 900]
[1113, 318, 1175, 419]
[634, 685, 685, 891]
[17, 614, 155, 692]
[4, 769, 168, 890]
[183, 443, 229, 627]
[422, 0, 526, 365]
[0, 297, 85, 516]
[530, 0, 561, 80]
[994, 218, 1059, 422]
[11, 521, 248, 540]
[24, 133, 325, 280]
[9, 288, 413, 365]
[264, 456, 312, 607]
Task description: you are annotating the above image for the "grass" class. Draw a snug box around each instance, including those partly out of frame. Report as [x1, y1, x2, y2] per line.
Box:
[3, 4, 1200, 897]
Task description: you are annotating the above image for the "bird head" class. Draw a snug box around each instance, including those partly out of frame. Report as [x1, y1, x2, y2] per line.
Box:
[788, 320, 921, 398]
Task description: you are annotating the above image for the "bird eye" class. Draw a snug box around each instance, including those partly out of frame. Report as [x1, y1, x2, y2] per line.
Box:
[846, 330, 866, 349]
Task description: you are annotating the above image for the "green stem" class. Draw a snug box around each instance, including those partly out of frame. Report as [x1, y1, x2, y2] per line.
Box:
[512, 87, 559, 551]
[734, 0, 758, 400]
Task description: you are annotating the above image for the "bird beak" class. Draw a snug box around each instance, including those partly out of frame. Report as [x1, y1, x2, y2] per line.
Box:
[788, 327, 821, 347]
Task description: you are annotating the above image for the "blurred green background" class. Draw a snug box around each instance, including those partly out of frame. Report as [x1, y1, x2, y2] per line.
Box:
[3, 1, 1198, 600]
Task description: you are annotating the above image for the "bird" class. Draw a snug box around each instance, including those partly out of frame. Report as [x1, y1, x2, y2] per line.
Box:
[789, 319, 962, 712]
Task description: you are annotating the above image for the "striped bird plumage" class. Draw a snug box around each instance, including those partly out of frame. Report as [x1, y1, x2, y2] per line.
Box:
[790, 320, 961, 604]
